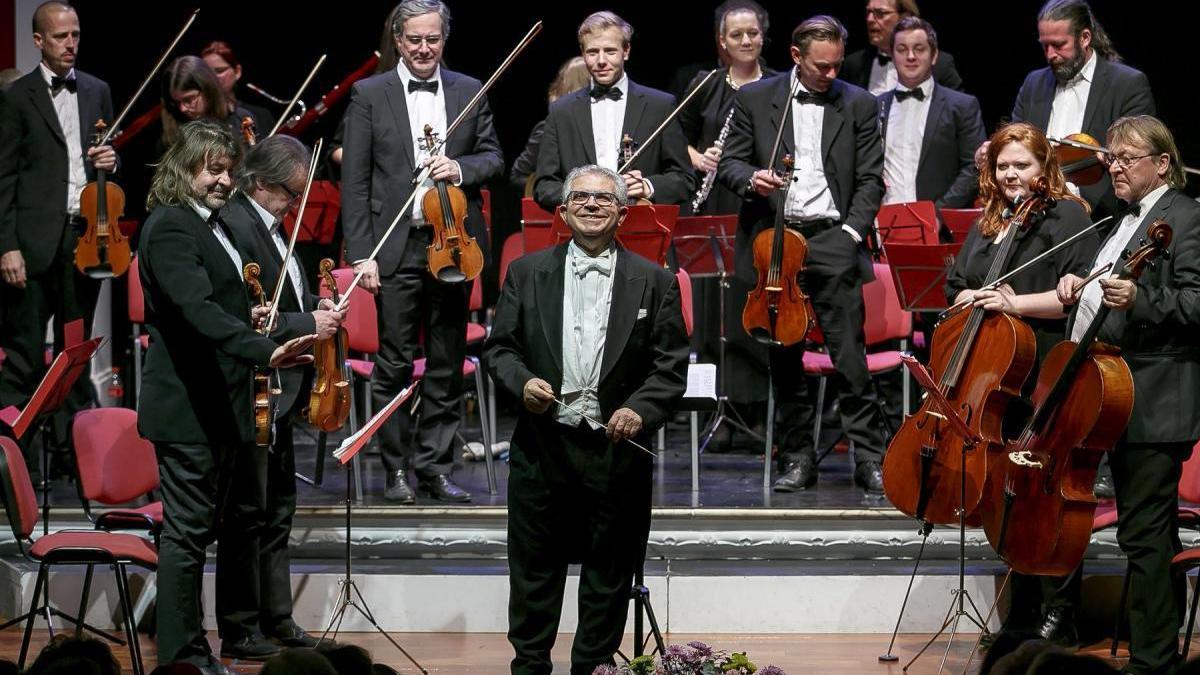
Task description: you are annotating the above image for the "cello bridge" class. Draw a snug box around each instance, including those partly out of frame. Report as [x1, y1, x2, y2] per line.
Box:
[1008, 450, 1043, 468]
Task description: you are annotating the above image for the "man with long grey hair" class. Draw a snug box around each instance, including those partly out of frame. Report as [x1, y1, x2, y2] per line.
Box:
[138, 120, 315, 674]
[487, 164, 688, 674]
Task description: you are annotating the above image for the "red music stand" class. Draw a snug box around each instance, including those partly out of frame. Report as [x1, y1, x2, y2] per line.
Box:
[880, 241, 963, 311]
[940, 207, 981, 244]
[673, 215, 737, 277]
[875, 201, 940, 258]
[282, 180, 340, 244]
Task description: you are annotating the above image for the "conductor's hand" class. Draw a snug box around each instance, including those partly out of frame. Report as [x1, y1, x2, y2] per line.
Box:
[750, 169, 785, 197]
[522, 378, 555, 414]
[1056, 274, 1084, 306]
[269, 334, 317, 369]
[311, 308, 345, 340]
[87, 144, 117, 173]
[425, 154, 461, 183]
[606, 407, 643, 444]
[353, 259, 380, 294]
[1100, 277, 1137, 310]
[1, 250, 27, 288]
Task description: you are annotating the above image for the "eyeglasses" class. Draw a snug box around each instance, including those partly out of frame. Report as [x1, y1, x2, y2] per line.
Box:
[278, 183, 302, 203]
[172, 90, 203, 110]
[403, 34, 443, 47]
[865, 8, 898, 19]
[567, 190, 618, 207]
[1103, 153, 1155, 170]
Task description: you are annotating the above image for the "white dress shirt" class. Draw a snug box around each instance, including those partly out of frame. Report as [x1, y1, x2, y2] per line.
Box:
[1046, 51, 1097, 140]
[882, 78, 935, 205]
[190, 201, 243, 275]
[867, 54, 898, 96]
[590, 74, 628, 173]
[397, 61, 449, 224]
[784, 74, 841, 225]
[248, 196, 305, 308]
[1070, 183, 1169, 342]
[555, 241, 616, 429]
[40, 62, 86, 215]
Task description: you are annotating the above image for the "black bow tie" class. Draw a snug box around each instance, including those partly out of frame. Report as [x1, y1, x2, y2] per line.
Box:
[589, 85, 623, 102]
[894, 87, 926, 103]
[50, 75, 76, 93]
[794, 90, 829, 106]
[1123, 202, 1142, 219]
[876, 52, 892, 66]
[408, 79, 438, 94]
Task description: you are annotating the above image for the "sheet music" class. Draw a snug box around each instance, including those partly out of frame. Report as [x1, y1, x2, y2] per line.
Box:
[684, 363, 717, 400]
[333, 383, 417, 462]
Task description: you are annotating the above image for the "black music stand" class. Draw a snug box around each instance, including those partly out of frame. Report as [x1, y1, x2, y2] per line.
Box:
[0, 335, 104, 536]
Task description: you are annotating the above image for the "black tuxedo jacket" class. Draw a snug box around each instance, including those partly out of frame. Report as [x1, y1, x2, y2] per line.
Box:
[840, 46, 964, 92]
[485, 243, 689, 462]
[532, 80, 695, 212]
[137, 204, 279, 446]
[1011, 57, 1155, 217]
[222, 192, 318, 415]
[0, 68, 114, 275]
[1066, 189, 1200, 444]
[877, 83, 985, 208]
[341, 67, 503, 276]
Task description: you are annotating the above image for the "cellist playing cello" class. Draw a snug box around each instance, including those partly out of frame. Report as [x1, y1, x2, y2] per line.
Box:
[1056, 115, 1200, 675]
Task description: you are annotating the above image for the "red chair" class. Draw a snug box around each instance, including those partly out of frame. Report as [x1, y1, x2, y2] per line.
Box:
[71, 408, 162, 539]
[498, 232, 525, 289]
[521, 197, 556, 254]
[466, 276, 486, 347]
[875, 201, 940, 254]
[0, 436, 155, 673]
[940, 207, 981, 244]
[128, 256, 148, 405]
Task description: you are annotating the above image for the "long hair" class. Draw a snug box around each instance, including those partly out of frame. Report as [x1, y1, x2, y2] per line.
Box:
[1038, 0, 1122, 62]
[977, 122, 1089, 238]
[1107, 115, 1186, 190]
[160, 56, 229, 148]
[236, 135, 311, 193]
[548, 57, 589, 103]
[147, 121, 242, 210]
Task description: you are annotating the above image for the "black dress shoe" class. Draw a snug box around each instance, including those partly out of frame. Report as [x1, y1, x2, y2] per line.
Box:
[220, 633, 281, 661]
[266, 620, 320, 648]
[1093, 474, 1115, 500]
[1037, 606, 1079, 647]
[385, 469, 416, 504]
[773, 456, 817, 492]
[418, 474, 472, 502]
[854, 462, 885, 494]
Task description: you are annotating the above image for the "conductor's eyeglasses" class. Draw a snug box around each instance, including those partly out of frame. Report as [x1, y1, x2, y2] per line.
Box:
[567, 191, 618, 207]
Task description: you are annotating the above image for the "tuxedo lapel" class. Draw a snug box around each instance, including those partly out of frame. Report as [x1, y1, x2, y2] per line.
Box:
[768, 77, 795, 161]
[1081, 57, 1109, 136]
[820, 83, 846, 166]
[535, 245, 567, 381]
[1030, 69, 1055, 130]
[75, 76, 100, 152]
[599, 251, 645, 383]
[571, 89, 598, 165]
[917, 85, 948, 174]
[622, 82, 649, 165]
[441, 70, 466, 148]
[23, 75, 66, 146]
[382, 71, 416, 169]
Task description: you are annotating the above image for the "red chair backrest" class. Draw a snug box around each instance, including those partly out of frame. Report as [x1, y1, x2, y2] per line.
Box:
[876, 201, 939, 247]
[481, 188, 492, 237]
[72, 408, 159, 505]
[521, 198, 556, 254]
[862, 262, 913, 347]
[328, 269, 379, 355]
[940, 207, 981, 244]
[676, 268, 694, 338]
[499, 232, 525, 289]
[281, 180, 340, 244]
[1180, 441, 1200, 503]
[469, 275, 483, 313]
[0, 437, 38, 539]
[128, 256, 145, 324]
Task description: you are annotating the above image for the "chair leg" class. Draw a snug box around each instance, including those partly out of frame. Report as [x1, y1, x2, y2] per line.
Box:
[690, 411, 699, 493]
[657, 427, 666, 453]
[472, 359, 497, 495]
[1185, 567, 1200, 660]
[114, 564, 145, 675]
[314, 431, 327, 486]
[813, 376, 827, 457]
[1111, 562, 1131, 657]
[133, 329, 143, 408]
[19, 564, 48, 668]
[76, 564, 94, 636]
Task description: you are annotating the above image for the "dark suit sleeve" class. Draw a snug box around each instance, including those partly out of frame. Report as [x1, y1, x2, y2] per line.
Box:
[270, 311, 317, 342]
[715, 92, 756, 199]
[644, 96, 696, 206]
[340, 84, 374, 263]
[935, 52, 964, 91]
[484, 263, 538, 400]
[679, 71, 709, 147]
[533, 106, 566, 212]
[455, 95, 503, 187]
[620, 275, 689, 432]
[509, 119, 545, 190]
[1129, 207, 1200, 327]
[944, 225, 979, 302]
[1120, 70, 1156, 117]
[1052, 201, 1100, 278]
[846, 95, 885, 239]
[938, 95, 985, 209]
[143, 219, 278, 366]
[1011, 72, 1034, 124]
[0, 88, 18, 254]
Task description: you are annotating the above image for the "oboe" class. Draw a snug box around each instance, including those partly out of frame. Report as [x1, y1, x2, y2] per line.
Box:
[691, 106, 736, 212]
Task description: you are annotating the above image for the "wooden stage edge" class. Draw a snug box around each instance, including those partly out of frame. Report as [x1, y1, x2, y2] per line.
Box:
[0, 631, 1131, 674]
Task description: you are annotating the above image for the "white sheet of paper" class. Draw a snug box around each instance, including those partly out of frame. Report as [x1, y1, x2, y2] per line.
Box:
[684, 363, 717, 400]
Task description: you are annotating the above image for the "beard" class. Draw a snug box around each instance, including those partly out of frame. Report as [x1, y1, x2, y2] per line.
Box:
[1051, 41, 1087, 83]
[196, 186, 231, 210]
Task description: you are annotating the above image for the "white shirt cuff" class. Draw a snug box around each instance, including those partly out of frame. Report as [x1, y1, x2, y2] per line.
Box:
[643, 178, 655, 199]
[842, 224, 862, 243]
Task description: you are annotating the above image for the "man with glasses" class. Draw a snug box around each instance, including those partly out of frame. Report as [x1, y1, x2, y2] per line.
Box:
[533, 10, 694, 212]
[487, 164, 688, 675]
[343, 0, 503, 503]
[1057, 114, 1200, 675]
[838, 0, 963, 95]
[217, 135, 344, 659]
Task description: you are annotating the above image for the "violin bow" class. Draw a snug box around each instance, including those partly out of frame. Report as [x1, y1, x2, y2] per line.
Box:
[766, 77, 799, 175]
[267, 54, 328, 137]
[616, 68, 718, 174]
[336, 21, 544, 312]
[265, 138, 324, 334]
[98, 9, 200, 146]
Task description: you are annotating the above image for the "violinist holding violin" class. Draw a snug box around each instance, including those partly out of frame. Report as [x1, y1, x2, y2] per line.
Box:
[1056, 115, 1200, 675]
[0, 1, 115, 468]
[716, 15, 887, 494]
[342, 0, 503, 503]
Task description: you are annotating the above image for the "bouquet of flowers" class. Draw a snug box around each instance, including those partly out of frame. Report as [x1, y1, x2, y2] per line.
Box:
[593, 641, 786, 675]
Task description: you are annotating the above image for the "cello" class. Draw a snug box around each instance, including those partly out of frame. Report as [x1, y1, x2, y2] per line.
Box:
[75, 120, 131, 278]
[420, 124, 484, 283]
[981, 221, 1170, 575]
[243, 262, 279, 447]
[882, 178, 1054, 526]
[307, 259, 352, 432]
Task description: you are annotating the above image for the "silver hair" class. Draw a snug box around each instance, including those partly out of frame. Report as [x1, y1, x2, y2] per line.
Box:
[236, 135, 312, 193]
[561, 165, 628, 206]
[391, 0, 452, 39]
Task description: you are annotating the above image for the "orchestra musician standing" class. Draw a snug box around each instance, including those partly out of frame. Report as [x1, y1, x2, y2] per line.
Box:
[839, 0, 963, 95]
[201, 40, 278, 135]
[159, 55, 257, 152]
[716, 15, 888, 494]
[508, 57, 590, 193]
[342, 0, 503, 503]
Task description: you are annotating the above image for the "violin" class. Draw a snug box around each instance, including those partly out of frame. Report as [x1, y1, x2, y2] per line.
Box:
[882, 177, 1054, 526]
[980, 221, 1170, 575]
[742, 155, 813, 347]
[1053, 133, 1107, 186]
[307, 259, 352, 432]
[243, 262, 279, 447]
[76, 120, 131, 279]
[420, 124, 484, 283]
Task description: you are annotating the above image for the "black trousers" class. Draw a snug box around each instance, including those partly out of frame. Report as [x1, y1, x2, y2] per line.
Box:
[156, 439, 262, 667]
[1111, 440, 1192, 674]
[373, 229, 469, 476]
[507, 423, 652, 675]
[773, 226, 885, 466]
[215, 412, 299, 640]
